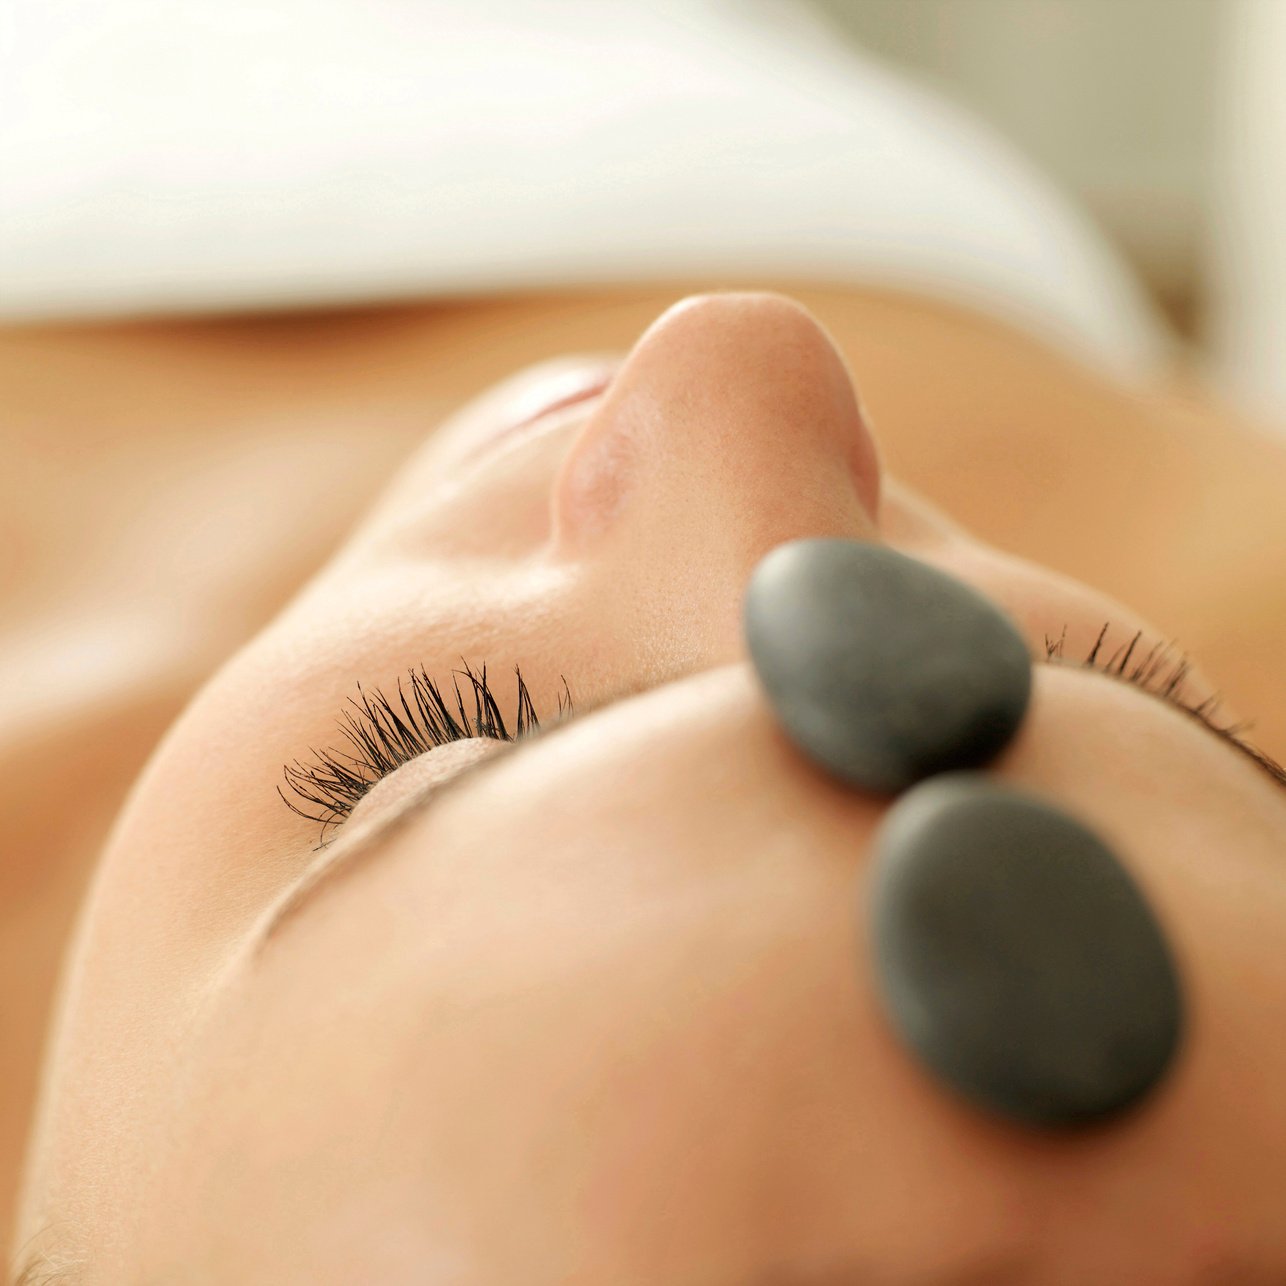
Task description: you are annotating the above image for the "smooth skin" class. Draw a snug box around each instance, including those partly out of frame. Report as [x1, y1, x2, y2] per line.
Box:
[4, 287, 1286, 1283]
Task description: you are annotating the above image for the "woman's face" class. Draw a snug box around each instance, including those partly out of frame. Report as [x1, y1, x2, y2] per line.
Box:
[14, 293, 1286, 1285]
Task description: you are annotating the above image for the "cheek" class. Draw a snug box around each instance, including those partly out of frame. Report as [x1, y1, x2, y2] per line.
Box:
[358, 422, 571, 560]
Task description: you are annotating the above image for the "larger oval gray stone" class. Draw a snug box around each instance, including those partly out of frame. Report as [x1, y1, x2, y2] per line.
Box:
[867, 773, 1186, 1128]
[743, 538, 1032, 793]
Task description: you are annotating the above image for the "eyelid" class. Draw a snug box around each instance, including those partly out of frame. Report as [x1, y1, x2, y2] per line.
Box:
[1043, 653, 1286, 794]
[322, 672, 644, 848]
[255, 677, 647, 955]
[256, 734, 531, 952]
[278, 661, 570, 849]
[286, 632, 1284, 853]
[347, 652, 1286, 836]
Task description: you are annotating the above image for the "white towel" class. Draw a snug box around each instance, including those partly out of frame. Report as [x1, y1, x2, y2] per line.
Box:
[0, 0, 1178, 384]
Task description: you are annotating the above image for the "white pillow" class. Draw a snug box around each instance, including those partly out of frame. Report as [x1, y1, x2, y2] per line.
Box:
[0, 0, 1176, 384]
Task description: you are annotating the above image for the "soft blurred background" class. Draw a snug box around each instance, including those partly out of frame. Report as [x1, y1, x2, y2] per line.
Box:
[814, 0, 1286, 431]
[4, 0, 1286, 431]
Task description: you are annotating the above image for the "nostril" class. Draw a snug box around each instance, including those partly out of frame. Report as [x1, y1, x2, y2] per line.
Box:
[550, 391, 643, 548]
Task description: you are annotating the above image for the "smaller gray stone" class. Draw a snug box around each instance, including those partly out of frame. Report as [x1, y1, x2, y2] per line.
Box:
[743, 538, 1032, 793]
[867, 773, 1186, 1128]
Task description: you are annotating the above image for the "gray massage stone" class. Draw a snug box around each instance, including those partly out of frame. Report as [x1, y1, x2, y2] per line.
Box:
[868, 773, 1185, 1127]
[743, 538, 1032, 792]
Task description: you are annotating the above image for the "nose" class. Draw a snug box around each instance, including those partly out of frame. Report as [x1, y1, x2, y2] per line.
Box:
[549, 292, 883, 563]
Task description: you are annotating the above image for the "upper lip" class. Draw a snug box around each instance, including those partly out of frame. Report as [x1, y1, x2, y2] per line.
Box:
[463, 368, 618, 466]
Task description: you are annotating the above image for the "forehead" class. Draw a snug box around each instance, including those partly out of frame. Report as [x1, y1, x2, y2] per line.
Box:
[121, 666, 1040, 1280]
[29, 662, 1280, 1280]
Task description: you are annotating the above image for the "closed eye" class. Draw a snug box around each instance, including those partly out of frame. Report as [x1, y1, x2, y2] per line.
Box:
[1044, 622, 1286, 794]
[279, 622, 1286, 853]
[257, 637, 1285, 957]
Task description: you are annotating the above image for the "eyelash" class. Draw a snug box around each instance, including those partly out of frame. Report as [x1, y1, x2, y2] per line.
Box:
[279, 660, 572, 847]
[280, 619, 1286, 846]
[1044, 621, 1286, 786]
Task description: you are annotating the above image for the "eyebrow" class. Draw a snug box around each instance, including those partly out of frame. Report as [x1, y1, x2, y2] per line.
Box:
[255, 657, 1286, 955]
